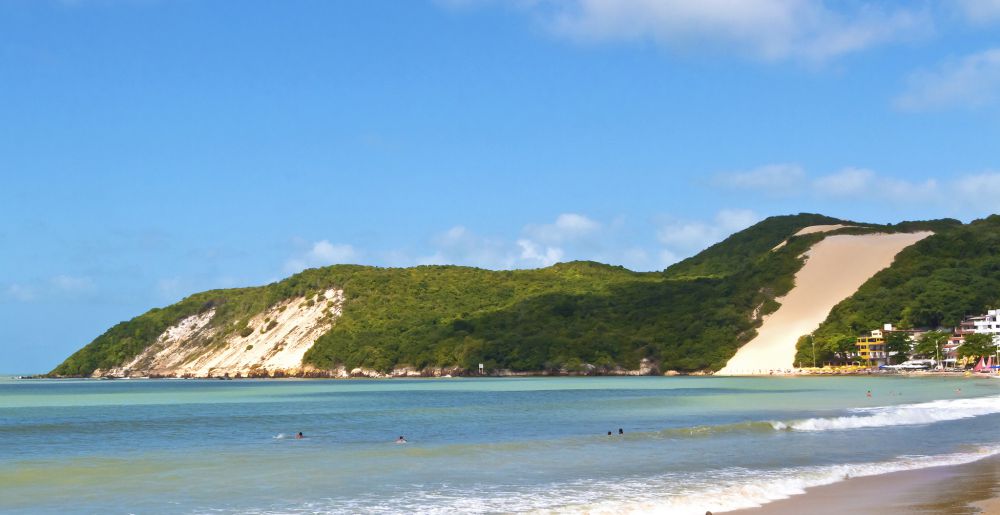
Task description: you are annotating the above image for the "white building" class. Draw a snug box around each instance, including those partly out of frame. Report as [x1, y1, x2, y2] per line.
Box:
[960, 309, 1000, 346]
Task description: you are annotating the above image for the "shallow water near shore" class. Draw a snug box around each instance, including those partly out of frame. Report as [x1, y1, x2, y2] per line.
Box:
[2, 375, 998, 514]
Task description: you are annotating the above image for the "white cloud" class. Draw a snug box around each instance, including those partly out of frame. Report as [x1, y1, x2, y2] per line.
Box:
[420, 225, 518, 269]
[656, 209, 761, 264]
[812, 167, 939, 201]
[156, 277, 183, 299]
[4, 284, 37, 302]
[417, 213, 658, 270]
[523, 213, 601, 244]
[956, 0, 1000, 24]
[713, 164, 805, 195]
[49, 274, 96, 293]
[466, 0, 929, 62]
[309, 241, 358, 264]
[517, 239, 564, 267]
[812, 167, 874, 196]
[954, 172, 1000, 211]
[894, 48, 1000, 111]
[879, 176, 940, 201]
[2, 275, 97, 303]
[284, 240, 360, 273]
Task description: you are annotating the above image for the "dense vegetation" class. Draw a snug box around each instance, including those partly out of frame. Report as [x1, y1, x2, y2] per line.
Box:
[664, 213, 845, 279]
[796, 216, 997, 365]
[54, 214, 841, 376]
[55, 212, 981, 377]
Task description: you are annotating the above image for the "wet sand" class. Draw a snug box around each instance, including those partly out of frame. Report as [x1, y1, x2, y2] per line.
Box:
[727, 454, 1000, 514]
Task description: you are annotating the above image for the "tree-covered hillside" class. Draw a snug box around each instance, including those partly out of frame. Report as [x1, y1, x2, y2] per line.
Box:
[53, 213, 974, 377]
[664, 213, 846, 279]
[54, 214, 841, 376]
[798, 216, 997, 365]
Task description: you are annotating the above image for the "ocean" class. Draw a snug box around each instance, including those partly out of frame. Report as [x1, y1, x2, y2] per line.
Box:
[2, 375, 998, 514]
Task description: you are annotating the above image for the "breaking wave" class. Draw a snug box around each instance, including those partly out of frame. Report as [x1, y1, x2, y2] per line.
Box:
[771, 394, 1000, 431]
[236, 445, 1000, 515]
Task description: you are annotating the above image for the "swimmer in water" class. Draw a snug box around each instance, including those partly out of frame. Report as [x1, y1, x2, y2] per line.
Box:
[618, 428, 624, 435]
[866, 390, 872, 398]
[607, 431, 612, 436]
[396, 435, 407, 444]
[296, 432, 303, 439]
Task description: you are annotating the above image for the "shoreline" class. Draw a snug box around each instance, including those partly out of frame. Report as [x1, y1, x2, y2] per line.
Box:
[13, 369, 1000, 380]
[725, 453, 1000, 515]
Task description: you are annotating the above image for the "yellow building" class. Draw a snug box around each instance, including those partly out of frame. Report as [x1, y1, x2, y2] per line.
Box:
[856, 329, 886, 363]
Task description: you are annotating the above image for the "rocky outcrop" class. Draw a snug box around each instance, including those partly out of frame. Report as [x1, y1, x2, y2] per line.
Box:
[94, 289, 344, 378]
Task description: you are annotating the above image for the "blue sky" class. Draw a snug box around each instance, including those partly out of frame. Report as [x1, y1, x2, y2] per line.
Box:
[3, 0, 1000, 372]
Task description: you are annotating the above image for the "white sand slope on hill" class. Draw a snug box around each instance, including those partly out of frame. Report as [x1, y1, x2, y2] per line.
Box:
[96, 289, 344, 378]
[717, 231, 932, 375]
[771, 224, 854, 250]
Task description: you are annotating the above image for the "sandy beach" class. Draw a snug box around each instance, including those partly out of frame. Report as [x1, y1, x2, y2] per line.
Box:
[726, 453, 1000, 514]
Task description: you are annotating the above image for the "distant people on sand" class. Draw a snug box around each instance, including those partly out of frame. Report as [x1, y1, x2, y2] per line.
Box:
[396, 435, 407, 444]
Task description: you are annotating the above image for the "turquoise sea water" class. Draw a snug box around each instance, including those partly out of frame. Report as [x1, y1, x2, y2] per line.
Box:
[2, 376, 998, 514]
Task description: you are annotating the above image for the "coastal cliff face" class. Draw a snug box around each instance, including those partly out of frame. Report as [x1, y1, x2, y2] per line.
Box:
[53, 213, 983, 378]
[94, 289, 344, 378]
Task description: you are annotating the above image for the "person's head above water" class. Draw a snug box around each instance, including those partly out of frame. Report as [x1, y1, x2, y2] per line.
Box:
[618, 428, 623, 434]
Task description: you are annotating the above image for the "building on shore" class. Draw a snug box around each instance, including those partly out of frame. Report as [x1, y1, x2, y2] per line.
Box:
[855, 313, 1000, 368]
[959, 310, 1000, 347]
[856, 329, 887, 366]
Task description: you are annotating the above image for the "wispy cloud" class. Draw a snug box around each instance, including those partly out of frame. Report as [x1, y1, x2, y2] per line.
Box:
[954, 172, 1000, 212]
[713, 164, 806, 196]
[894, 48, 1000, 111]
[416, 213, 661, 270]
[655, 209, 761, 265]
[419, 213, 602, 269]
[811, 167, 875, 196]
[523, 213, 601, 245]
[4, 283, 37, 302]
[284, 240, 360, 274]
[444, 0, 930, 62]
[956, 0, 1000, 24]
[2, 274, 96, 303]
[418, 225, 518, 269]
[812, 167, 939, 201]
[50, 274, 96, 293]
[712, 162, 1000, 213]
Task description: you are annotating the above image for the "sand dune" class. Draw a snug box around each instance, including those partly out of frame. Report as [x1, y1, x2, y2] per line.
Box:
[771, 224, 853, 250]
[717, 231, 932, 375]
[95, 289, 344, 378]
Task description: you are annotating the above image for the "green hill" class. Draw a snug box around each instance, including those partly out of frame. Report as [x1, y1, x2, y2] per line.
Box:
[798, 215, 998, 364]
[50, 213, 975, 377]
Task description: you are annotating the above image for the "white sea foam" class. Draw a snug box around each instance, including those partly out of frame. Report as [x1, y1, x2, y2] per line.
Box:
[772, 394, 1000, 432]
[239, 445, 1000, 515]
[560, 445, 1000, 515]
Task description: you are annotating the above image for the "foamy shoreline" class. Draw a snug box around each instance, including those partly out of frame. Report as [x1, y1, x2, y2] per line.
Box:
[724, 452, 1000, 514]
